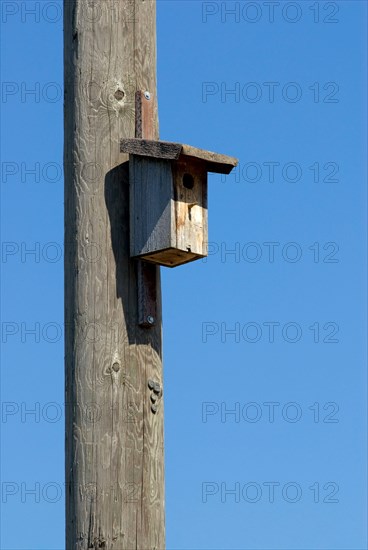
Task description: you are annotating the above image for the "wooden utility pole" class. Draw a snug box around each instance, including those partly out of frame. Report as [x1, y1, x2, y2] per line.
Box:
[64, 1, 165, 548]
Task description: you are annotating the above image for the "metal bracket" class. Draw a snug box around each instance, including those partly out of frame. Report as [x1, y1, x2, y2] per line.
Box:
[134, 91, 159, 328]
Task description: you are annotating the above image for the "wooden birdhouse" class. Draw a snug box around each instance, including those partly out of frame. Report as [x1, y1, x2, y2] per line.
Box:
[121, 138, 238, 267]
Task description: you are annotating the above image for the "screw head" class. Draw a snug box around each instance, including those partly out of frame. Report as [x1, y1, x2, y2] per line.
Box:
[147, 315, 155, 325]
[144, 91, 151, 100]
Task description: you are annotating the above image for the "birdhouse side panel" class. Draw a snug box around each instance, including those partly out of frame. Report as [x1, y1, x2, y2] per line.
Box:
[172, 159, 208, 258]
[129, 157, 175, 258]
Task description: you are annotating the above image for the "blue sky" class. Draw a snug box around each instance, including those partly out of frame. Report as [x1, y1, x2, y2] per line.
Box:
[0, 1, 367, 549]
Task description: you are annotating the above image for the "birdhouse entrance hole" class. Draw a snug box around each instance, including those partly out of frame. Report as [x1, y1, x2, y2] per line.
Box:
[183, 173, 194, 189]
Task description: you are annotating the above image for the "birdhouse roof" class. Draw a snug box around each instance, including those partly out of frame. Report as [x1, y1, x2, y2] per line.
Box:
[120, 138, 238, 175]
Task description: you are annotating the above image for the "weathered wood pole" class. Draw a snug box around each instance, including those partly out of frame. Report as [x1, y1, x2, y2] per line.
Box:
[64, 1, 165, 548]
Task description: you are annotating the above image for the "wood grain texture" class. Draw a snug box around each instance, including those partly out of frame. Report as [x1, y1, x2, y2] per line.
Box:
[130, 157, 173, 259]
[121, 139, 238, 174]
[64, 1, 165, 548]
[121, 139, 182, 161]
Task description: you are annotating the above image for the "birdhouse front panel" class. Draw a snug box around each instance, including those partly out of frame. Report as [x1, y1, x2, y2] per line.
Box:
[172, 157, 208, 261]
